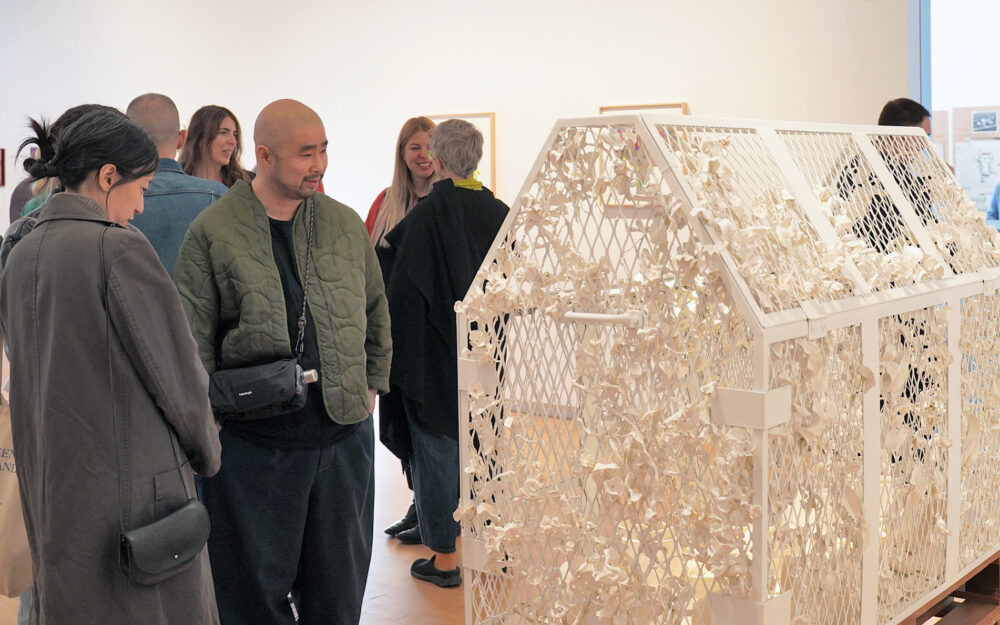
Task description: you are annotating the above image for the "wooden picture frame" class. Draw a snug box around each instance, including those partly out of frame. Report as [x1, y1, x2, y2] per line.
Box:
[428, 112, 496, 190]
[594, 105, 689, 212]
[598, 102, 690, 116]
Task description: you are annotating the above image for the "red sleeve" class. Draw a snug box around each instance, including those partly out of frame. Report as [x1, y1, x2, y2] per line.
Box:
[365, 188, 387, 235]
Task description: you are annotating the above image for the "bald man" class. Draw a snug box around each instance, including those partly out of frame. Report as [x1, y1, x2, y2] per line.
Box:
[125, 93, 227, 273]
[174, 99, 391, 625]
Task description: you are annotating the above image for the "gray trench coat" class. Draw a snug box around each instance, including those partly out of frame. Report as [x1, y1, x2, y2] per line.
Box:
[0, 193, 222, 625]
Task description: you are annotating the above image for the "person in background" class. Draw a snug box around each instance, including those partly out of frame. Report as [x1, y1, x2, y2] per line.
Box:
[384, 119, 508, 587]
[839, 98, 937, 252]
[2, 107, 221, 625]
[987, 185, 1000, 230]
[126, 93, 228, 273]
[179, 105, 251, 188]
[878, 97, 931, 134]
[366, 116, 436, 241]
[367, 116, 435, 544]
[8, 177, 34, 223]
[19, 177, 57, 217]
[869, 98, 942, 459]
[174, 99, 391, 625]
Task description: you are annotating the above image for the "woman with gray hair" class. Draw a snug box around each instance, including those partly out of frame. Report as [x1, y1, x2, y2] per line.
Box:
[383, 119, 508, 587]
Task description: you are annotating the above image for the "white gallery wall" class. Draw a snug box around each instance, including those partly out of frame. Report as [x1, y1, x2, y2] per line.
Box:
[0, 0, 913, 223]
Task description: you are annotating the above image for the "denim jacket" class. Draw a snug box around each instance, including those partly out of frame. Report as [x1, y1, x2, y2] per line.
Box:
[132, 158, 228, 273]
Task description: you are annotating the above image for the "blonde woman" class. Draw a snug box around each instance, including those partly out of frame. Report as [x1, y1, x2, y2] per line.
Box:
[368, 116, 435, 543]
[366, 116, 435, 243]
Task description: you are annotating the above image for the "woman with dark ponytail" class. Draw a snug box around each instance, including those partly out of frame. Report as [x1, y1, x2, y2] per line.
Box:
[15, 104, 119, 217]
[1, 108, 223, 625]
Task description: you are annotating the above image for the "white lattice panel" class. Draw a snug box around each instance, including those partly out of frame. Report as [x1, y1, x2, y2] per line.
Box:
[456, 116, 1000, 625]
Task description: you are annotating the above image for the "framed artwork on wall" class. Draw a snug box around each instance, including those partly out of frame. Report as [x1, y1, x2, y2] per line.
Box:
[952, 106, 1000, 212]
[973, 110, 998, 133]
[598, 102, 690, 116]
[427, 112, 496, 190]
[0, 149, 5, 187]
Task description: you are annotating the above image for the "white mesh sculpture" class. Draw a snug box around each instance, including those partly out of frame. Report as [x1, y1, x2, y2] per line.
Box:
[454, 115, 1000, 625]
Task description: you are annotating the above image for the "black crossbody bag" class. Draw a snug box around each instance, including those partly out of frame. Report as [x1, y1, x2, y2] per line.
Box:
[207, 199, 319, 422]
[101, 228, 210, 586]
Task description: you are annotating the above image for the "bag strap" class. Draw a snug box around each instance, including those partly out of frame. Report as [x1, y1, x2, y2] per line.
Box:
[293, 198, 316, 359]
[101, 229, 129, 534]
[0, 306, 6, 408]
[101, 229, 192, 536]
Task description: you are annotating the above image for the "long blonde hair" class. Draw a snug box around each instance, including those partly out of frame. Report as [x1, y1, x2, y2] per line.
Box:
[371, 116, 435, 246]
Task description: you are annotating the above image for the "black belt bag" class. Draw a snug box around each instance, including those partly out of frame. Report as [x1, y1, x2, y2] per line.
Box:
[209, 359, 311, 421]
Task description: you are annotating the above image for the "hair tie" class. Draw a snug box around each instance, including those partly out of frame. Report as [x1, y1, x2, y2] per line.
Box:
[28, 162, 58, 179]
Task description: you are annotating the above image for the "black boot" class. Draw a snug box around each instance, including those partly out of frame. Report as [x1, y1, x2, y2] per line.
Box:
[384, 502, 418, 536]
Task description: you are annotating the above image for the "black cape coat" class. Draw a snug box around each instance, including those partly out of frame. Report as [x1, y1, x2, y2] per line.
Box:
[381, 179, 507, 456]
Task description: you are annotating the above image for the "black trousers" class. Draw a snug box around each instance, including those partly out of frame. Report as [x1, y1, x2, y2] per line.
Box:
[201, 420, 375, 625]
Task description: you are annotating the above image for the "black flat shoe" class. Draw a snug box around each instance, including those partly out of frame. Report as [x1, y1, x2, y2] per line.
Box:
[411, 555, 461, 587]
[396, 525, 422, 544]
[384, 503, 418, 536]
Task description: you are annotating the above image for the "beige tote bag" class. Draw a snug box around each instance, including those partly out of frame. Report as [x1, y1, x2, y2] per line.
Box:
[0, 333, 31, 598]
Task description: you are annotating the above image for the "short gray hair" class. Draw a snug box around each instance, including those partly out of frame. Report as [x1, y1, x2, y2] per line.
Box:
[430, 119, 482, 179]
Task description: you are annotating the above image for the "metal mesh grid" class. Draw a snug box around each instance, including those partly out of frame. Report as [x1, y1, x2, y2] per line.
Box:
[469, 571, 518, 625]
[777, 130, 945, 291]
[959, 293, 1000, 568]
[868, 133, 1000, 274]
[460, 304, 758, 624]
[877, 307, 950, 623]
[501, 314, 578, 420]
[458, 117, 1000, 625]
[767, 328, 865, 625]
[655, 124, 857, 313]
[457, 122, 758, 623]
[508, 124, 670, 315]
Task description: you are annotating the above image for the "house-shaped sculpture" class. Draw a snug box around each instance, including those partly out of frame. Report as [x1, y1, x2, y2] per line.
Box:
[454, 115, 1000, 625]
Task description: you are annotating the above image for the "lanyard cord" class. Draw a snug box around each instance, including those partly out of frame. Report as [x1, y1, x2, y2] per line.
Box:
[293, 198, 315, 359]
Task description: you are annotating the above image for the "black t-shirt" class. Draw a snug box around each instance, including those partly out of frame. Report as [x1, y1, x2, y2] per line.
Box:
[224, 215, 358, 449]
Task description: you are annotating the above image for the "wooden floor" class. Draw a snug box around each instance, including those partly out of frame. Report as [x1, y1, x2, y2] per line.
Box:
[362, 411, 464, 625]
[0, 593, 12, 623]
[0, 411, 463, 625]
